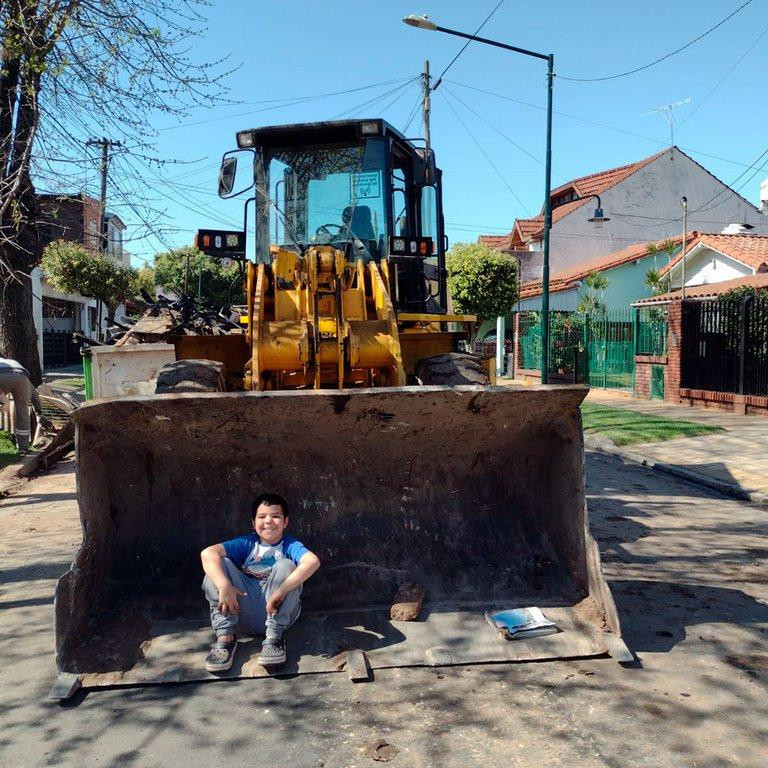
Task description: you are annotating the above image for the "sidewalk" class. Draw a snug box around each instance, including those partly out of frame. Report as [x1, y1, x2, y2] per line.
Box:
[586, 388, 768, 502]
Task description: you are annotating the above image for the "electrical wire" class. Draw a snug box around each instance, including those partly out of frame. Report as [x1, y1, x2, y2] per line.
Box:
[446, 79, 768, 171]
[439, 89, 531, 214]
[432, 0, 506, 90]
[559, 0, 755, 82]
[440, 85, 544, 168]
[677, 23, 768, 130]
[156, 76, 415, 132]
[401, 91, 423, 135]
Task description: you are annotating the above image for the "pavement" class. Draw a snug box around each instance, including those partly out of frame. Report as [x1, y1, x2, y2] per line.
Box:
[0, 453, 766, 767]
[585, 389, 768, 503]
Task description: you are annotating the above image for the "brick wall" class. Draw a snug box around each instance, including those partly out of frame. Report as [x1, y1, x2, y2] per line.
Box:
[38, 194, 101, 252]
[666, 302, 682, 403]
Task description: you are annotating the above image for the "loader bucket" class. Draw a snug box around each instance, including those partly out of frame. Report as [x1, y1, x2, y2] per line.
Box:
[53, 385, 625, 691]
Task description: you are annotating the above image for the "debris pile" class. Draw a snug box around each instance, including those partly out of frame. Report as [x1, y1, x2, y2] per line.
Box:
[78, 292, 245, 349]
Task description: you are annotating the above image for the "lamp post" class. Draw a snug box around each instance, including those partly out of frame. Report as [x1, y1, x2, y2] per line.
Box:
[404, 14, 554, 383]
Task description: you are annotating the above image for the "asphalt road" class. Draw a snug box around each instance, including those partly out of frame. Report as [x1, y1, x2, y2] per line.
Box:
[0, 452, 766, 768]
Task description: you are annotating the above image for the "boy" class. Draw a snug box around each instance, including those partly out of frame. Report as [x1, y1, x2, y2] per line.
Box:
[200, 492, 320, 672]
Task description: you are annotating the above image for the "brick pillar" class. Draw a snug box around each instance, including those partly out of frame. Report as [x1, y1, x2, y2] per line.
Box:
[513, 312, 521, 378]
[666, 301, 682, 403]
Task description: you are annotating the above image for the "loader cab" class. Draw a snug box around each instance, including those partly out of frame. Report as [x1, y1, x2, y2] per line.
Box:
[221, 119, 448, 314]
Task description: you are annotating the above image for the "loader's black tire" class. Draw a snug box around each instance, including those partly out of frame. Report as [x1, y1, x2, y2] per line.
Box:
[415, 352, 490, 386]
[154, 359, 225, 394]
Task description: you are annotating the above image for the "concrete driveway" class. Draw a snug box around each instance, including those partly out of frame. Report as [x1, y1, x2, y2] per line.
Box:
[0, 454, 766, 767]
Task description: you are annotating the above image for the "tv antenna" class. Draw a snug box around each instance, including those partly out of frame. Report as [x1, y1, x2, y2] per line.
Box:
[644, 98, 692, 146]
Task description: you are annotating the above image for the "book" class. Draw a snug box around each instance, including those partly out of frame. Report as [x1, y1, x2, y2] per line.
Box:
[484, 607, 558, 640]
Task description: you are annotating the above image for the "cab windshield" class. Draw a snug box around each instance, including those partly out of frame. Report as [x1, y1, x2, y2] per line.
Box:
[259, 139, 388, 261]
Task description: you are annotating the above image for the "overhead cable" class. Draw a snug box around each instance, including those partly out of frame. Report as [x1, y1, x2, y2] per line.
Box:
[439, 89, 531, 214]
[559, 0, 755, 82]
[432, 0, 505, 90]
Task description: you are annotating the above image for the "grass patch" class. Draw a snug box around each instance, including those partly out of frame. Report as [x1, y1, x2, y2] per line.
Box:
[48, 376, 84, 389]
[0, 429, 20, 468]
[580, 403, 725, 446]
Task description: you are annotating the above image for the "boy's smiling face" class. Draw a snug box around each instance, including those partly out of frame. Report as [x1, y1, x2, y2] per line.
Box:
[253, 502, 288, 545]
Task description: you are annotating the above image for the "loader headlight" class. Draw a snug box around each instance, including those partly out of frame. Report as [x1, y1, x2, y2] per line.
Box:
[237, 131, 255, 148]
[359, 121, 380, 136]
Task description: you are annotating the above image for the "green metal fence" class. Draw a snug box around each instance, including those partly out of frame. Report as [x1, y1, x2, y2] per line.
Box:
[636, 306, 668, 356]
[518, 309, 636, 390]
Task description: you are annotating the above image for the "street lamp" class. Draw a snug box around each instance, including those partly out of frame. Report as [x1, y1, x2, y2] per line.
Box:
[404, 15, 555, 384]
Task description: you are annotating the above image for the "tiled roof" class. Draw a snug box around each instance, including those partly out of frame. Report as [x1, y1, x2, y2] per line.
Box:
[477, 234, 511, 248]
[660, 233, 768, 276]
[519, 234, 689, 300]
[505, 149, 668, 245]
[633, 273, 768, 305]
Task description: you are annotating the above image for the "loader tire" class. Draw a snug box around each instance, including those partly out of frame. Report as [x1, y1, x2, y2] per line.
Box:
[154, 359, 225, 394]
[415, 352, 490, 386]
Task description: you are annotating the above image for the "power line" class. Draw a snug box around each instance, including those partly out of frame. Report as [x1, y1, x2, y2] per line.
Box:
[559, 0, 755, 82]
[432, 0, 505, 90]
[156, 77, 414, 132]
[440, 85, 545, 169]
[439, 89, 531, 214]
[677, 23, 768, 130]
[446, 78, 768, 171]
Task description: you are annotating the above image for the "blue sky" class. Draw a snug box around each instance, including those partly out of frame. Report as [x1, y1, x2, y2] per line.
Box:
[85, 0, 768, 267]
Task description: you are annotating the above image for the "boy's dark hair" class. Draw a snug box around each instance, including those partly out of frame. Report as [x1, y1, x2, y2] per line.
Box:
[252, 492, 289, 519]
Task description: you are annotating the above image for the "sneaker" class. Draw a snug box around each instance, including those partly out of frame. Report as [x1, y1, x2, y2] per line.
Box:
[257, 638, 286, 667]
[205, 638, 238, 673]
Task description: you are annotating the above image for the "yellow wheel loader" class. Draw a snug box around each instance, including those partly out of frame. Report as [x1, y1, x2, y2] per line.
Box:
[51, 119, 628, 698]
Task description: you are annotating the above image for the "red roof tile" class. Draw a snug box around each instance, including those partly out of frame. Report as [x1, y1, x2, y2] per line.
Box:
[503, 149, 669, 245]
[659, 233, 768, 276]
[633, 273, 768, 305]
[519, 234, 689, 300]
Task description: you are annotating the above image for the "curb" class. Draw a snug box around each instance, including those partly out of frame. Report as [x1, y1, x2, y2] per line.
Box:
[584, 434, 768, 507]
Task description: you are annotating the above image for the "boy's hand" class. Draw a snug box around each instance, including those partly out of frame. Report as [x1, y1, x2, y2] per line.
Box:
[266, 590, 285, 616]
[218, 583, 247, 616]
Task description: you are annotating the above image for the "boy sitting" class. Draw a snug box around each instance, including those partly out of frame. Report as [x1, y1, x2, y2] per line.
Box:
[200, 492, 320, 672]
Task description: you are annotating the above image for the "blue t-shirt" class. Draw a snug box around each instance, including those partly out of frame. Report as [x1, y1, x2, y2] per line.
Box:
[223, 533, 309, 572]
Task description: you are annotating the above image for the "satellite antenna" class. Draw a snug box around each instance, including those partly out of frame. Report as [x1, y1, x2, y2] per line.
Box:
[644, 98, 692, 146]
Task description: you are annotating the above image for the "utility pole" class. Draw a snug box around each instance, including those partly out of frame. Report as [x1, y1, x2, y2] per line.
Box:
[86, 137, 122, 253]
[422, 59, 431, 162]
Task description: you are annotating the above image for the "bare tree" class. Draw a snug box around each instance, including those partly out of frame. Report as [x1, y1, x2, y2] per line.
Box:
[0, 1, 231, 381]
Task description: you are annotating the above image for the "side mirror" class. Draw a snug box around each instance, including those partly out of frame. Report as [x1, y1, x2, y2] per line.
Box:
[218, 156, 237, 197]
[414, 147, 437, 185]
[218, 149, 256, 199]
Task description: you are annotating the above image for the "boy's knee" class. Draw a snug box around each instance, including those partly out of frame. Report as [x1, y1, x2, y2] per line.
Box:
[201, 558, 237, 597]
[201, 574, 218, 599]
[271, 558, 296, 583]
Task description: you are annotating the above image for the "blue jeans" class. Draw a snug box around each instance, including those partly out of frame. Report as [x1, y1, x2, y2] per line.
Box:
[202, 557, 301, 641]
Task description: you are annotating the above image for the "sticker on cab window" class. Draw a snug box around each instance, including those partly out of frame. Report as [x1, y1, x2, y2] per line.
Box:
[350, 172, 381, 200]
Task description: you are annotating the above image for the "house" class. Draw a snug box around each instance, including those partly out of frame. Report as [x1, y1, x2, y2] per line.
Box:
[515, 234, 691, 312]
[659, 231, 768, 291]
[479, 147, 768, 282]
[32, 193, 129, 368]
[631, 271, 768, 415]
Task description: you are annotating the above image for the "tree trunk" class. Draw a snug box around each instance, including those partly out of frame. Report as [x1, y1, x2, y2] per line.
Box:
[0, 270, 43, 384]
[0, 177, 43, 384]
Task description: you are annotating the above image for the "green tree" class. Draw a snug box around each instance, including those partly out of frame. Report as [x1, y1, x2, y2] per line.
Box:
[41, 240, 138, 324]
[446, 243, 517, 326]
[644, 266, 670, 296]
[0, 1, 228, 382]
[153, 247, 245, 307]
[577, 270, 609, 314]
[136, 266, 157, 299]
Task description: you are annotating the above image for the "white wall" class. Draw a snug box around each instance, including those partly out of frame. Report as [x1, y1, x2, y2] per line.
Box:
[668, 245, 753, 288]
[523, 148, 768, 278]
[31, 266, 105, 368]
